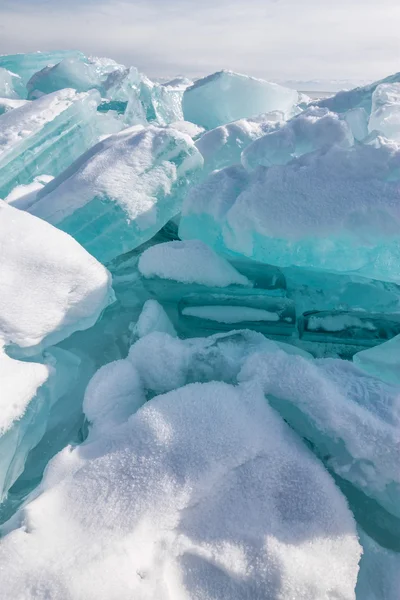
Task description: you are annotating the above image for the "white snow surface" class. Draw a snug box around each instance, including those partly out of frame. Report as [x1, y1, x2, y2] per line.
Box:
[138, 240, 250, 287]
[0, 201, 113, 352]
[5, 174, 53, 210]
[0, 380, 361, 600]
[132, 299, 177, 339]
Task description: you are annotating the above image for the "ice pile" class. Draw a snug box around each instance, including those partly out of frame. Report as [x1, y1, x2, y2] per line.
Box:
[1, 50, 400, 599]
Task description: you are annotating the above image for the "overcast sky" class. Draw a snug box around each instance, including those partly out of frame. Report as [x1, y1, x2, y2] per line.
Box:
[0, 0, 399, 84]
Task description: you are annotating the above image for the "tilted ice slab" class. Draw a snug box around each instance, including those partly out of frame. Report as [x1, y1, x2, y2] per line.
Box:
[183, 70, 299, 130]
[368, 83, 400, 142]
[179, 142, 400, 282]
[138, 240, 250, 287]
[0, 88, 101, 198]
[0, 346, 80, 502]
[238, 350, 400, 519]
[241, 107, 354, 171]
[0, 201, 113, 355]
[0, 50, 86, 92]
[0, 381, 360, 600]
[31, 125, 203, 263]
[196, 113, 282, 176]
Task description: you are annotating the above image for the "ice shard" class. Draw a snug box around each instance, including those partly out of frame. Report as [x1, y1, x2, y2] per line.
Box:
[30, 126, 203, 263]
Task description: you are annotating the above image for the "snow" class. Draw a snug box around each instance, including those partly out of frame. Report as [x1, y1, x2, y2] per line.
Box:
[5, 174, 53, 210]
[131, 299, 177, 339]
[0, 201, 113, 353]
[138, 240, 250, 287]
[0, 381, 361, 600]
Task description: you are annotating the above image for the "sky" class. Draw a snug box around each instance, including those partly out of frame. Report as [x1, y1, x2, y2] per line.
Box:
[0, 0, 399, 85]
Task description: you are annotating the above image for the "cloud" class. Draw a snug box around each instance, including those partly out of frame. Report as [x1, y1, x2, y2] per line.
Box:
[0, 0, 399, 82]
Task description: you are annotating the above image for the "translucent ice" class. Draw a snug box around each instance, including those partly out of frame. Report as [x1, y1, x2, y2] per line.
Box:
[0, 88, 101, 197]
[183, 70, 299, 129]
[241, 107, 354, 171]
[356, 530, 400, 600]
[0, 381, 360, 600]
[31, 126, 203, 263]
[180, 142, 400, 282]
[368, 83, 400, 142]
[0, 346, 79, 501]
[239, 350, 400, 519]
[0, 201, 113, 354]
[0, 51, 86, 92]
[4, 174, 53, 210]
[27, 56, 123, 99]
[353, 335, 400, 385]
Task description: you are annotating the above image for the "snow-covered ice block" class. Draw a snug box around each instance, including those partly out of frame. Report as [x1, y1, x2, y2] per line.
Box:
[0, 201, 113, 354]
[239, 351, 400, 519]
[183, 70, 299, 129]
[0, 88, 101, 197]
[31, 126, 203, 263]
[369, 83, 400, 142]
[356, 530, 400, 600]
[0, 51, 86, 92]
[0, 346, 79, 501]
[196, 114, 281, 175]
[0, 381, 360, 600]
[138, 240, 250, 287]
[180, 142, 400, 282]
[241, 107, 354, 171]
[353, 335, 400, 385]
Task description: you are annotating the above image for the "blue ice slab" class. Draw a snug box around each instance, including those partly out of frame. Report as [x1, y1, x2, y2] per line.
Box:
[30, 126, 203, 263]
